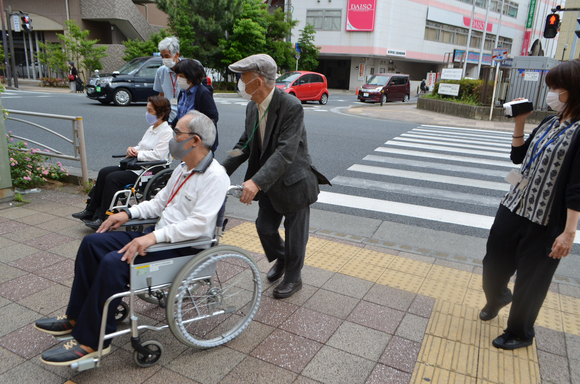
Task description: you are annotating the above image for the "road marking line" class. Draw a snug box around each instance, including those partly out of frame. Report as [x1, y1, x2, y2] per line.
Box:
[402, 133, 511, 148]
[412, 128, 513, 142]
[373, 147, 515, 167]
[382, 142, 509, 158]
[391, 137, 510, 153]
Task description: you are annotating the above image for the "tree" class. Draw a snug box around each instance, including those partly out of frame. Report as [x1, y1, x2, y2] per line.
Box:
[264, 6, 298, 71]
[156, 0, 243, 70]
[36, 42, 67, 78]
[122, 29, 172, 62]
[56, 20, 107, 80]
[296, 24, 320, 71]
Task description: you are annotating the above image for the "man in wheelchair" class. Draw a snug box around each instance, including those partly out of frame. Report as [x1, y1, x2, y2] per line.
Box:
[34, 111, 230, 366]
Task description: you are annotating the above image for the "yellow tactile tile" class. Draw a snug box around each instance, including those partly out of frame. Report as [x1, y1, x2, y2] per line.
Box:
[467, 274, 483, 291]
[220, 232, 256, 248]
[416, 335, 478, 377]
[316, 242, 361, 258]
[376, 269, 424, 293]
[411, 362, 479, 384]
[535, 306, 564, 332]
[305, 237, 329, 255]
[562, 312, 580, 335]
[351, 248, 396, 268]
[388, 256, 432, 277]
[419, 279, 467, 304]
[462, 288, 487, 310]
[477, 346, 541, 384]
[426, 265, 472, 287]
[560, 294, 580, 316]
[228, 222, 259, 236]
[542, 291, 561, 311]
[426, 306, 481, 344]
[338, 258, 385, 283]
[305, 252, 353, 272]
[236, 238, 265, 254]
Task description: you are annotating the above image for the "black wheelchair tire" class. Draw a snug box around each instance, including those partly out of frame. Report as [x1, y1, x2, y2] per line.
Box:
[143, 168, 173, 201]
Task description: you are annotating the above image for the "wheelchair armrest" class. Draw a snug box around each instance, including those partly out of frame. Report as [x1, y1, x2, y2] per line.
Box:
[123, 218, 158, 227]
[112, 154, 126, 158]
[135, 160, 168, 168]
[145, 237, 216, 253]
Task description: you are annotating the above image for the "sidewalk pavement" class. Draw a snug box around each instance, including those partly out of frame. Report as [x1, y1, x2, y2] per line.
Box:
[2, 83, 579, 384]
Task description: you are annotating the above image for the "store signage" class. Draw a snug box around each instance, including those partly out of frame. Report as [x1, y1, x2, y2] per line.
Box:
[439, 83, 461, 96]
[526, 0, 536, 29]
[463, 17, 493, 32]
[520, 31, 531, 56]
[524, 71, 540, 81]
[453, 50, 492, 65]
[346, 0, 376, 32]
[387, 49, 406, 57]
[441, 68, 463, 80]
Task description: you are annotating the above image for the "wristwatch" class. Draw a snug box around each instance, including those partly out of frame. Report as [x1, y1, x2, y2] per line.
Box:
[120, 207, 132, 219]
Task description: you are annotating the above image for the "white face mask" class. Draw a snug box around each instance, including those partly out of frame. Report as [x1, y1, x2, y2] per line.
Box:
[238, 78, 258, 101]
[177, 77, 191, 90]
[546, 90, 567, 113]
[162, 58, 176, 68]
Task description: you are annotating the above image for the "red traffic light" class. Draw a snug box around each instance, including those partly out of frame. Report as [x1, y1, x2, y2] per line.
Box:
[544, 14, 559, 38]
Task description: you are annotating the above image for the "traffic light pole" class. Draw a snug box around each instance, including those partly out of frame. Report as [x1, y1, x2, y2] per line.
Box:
[0, 0, 10, 87]
[6, 6, 17, 88]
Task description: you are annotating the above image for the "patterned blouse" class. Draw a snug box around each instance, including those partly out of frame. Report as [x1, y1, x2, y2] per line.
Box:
[501, 116, 580, 226]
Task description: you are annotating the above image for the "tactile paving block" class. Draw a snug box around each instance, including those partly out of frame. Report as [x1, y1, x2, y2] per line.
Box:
[388, 256, 432, 277]
[462, 289, 487, 311]
[316, 242, 361, 258]
[467, 274, 483, 291]
[351, 248, 396, 268]
[337, 258, 385, 283]
[542, 291, 561, 311]
[426, 265, 472, 287]
[411, 363, 480, 384]
[419, 279, 467, 304]
[228, 222, 259, 236]
[220, 232, 256, 247]
[477, 344, 540, 384]
[238, 239, 265, 254]
[426, 306, 481, 345]
[534, 306, 564, 332]
[416, 335, 478, 377]
[305, 237, 329, 255]
[562, 311, 580, 335]
[560, 295, 580, 316]
[376, 269, 424, 293]
[305, 251, 353, 272]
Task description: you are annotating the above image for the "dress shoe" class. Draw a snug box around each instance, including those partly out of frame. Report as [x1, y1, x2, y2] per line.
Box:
[267, 261, 285, 282]
[273, 279, 302, 299]
[40, 339, 111, 366]
[492, 332, 533, 350]
[72, 209, 94, 220]
[479, 299, 512, 321]
[34, 315, 74, 335]
[84, 218, 103, 230]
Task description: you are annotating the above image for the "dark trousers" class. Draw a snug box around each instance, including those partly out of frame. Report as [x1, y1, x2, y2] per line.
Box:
[87, 166, 139, 220]
[255, 194, 310, 284]
[482, 205, 560, 340]
[66, 229, 197, 350]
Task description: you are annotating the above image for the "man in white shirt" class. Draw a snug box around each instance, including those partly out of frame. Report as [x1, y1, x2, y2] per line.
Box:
[34, 111, 230, 366]
[154, 37, 181, 121]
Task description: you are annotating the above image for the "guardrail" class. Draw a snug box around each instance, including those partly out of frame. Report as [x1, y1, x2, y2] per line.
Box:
[5, 109, 89, 184]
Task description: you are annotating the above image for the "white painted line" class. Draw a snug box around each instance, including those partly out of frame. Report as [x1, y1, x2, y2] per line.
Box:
[348, 164, 510, 191]
[331, 175, 501, 207]
[391, 137, 510, 153]
[402, 133, 511, 147]
[420, 124, 513, 135]
[412, 128, 513, 142]
[382, 142, 510, 158]
[374, 147, 515, 168]
[363, 155, 509, 178]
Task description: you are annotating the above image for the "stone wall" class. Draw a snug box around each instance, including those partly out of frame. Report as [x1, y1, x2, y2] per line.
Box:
[97, 45, 127, 74]
[417, 97, 553, 124]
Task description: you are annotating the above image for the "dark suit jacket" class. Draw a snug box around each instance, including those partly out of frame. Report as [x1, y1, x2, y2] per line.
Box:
[222, 88, 329, 214]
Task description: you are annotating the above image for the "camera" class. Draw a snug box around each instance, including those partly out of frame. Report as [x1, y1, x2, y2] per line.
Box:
[503, 99, 534, 118]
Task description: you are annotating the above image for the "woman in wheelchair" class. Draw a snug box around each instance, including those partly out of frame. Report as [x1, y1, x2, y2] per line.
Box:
[73, 96, 173, 229]
[35, 111, 230, 366]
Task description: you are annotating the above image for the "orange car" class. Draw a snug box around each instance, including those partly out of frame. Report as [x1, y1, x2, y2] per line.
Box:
[275, 71, 329, 105]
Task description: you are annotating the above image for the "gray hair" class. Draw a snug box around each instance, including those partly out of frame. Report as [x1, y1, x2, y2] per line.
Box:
[186, 110, 216, 149]
[158, 36, 180, 55]
[249, 71, 275, 87]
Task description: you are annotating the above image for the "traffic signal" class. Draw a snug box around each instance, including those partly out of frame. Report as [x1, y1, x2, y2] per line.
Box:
[576, 18, 580, 38]
[543, 14, 559, 38]
[21, 15, 31, 32]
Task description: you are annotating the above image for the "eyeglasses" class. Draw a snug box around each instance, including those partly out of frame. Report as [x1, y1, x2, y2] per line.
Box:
[173, 129, 203, 140]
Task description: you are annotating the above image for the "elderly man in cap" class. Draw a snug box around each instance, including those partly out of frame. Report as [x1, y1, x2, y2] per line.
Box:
[222, 54, 329, 299]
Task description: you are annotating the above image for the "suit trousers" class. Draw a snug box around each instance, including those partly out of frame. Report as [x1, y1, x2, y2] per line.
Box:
[87, 166, 139, 220]
[66, 229, 197, 350]
[482, 205, 560, 340]
[255, 193, 310, 284]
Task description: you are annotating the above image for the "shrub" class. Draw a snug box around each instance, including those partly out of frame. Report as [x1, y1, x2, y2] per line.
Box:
[213, 81, 237, 91]
[6, 132, 69, 189]
[429, 79, 484, 105]
[40, 77, 69, 88]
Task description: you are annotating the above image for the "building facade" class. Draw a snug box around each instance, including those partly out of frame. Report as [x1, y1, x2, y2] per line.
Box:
[283, 0, 560, 90]
[5, 0, 168, 78]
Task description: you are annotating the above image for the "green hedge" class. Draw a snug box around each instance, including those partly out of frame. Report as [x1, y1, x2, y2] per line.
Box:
[428, 79, 492, 105]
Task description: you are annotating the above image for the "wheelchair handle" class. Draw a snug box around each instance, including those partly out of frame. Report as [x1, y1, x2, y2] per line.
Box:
[227, 185, 243, 198]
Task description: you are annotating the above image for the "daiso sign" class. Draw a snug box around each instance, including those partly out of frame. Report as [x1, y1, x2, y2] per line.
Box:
[346, 0, 376, 32]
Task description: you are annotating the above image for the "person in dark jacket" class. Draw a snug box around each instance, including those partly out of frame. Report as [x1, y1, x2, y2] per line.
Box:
[480, 59, 580, 350]
[170, 59, 219, 152]
[69, 61, 78, 93]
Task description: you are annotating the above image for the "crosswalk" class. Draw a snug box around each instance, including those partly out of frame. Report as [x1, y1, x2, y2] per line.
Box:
[1, 90, 54, 99]
[214, 97, 328, 111]
[316, 124, 580, 243]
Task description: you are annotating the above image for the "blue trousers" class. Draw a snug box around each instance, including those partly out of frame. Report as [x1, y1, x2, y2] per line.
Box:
[66, 229, 198, 350]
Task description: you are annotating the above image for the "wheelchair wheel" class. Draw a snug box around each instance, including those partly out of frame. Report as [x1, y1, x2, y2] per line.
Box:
[143, 168, 173, 201]
[133, 340, 163, 367]
[115, 301, 129, 323]
[166, 245, 261, 349]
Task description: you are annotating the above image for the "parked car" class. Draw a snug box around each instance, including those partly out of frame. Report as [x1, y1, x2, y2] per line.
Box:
[275, 71, 329, 105]
[86, 56, 212, 106]
[358, 74, 410, 103]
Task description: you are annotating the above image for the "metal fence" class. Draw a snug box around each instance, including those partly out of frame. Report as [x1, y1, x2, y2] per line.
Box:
[6, 109, 89, 184]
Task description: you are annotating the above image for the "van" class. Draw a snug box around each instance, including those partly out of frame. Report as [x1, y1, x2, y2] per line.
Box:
[358, 73, 410, 103]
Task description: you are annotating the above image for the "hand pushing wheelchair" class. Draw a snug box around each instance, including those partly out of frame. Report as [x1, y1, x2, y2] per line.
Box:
[57, 185, 262, 371]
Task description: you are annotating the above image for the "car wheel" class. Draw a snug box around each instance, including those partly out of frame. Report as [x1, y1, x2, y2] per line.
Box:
[113, 88, 131, 106]
[381, 94, 387, 104]
[319, 93, 328, 105]
[403, 94, 410, 102]
[98, 100, 110, 105]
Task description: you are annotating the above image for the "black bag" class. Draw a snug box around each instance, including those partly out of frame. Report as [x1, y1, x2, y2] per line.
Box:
[119, 157, 140, 170]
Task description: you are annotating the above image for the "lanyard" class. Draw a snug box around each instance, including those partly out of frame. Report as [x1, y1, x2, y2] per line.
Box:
[170, 73, 177, 95]
[241, 105, 270, 150]
[166, 170, 194, 207]
[524, 120, 575, 171]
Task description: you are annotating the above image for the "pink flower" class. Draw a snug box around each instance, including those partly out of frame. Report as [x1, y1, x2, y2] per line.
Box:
[42, 169, 49, 175]
[23, 142, 27, 146]
[24, 157, 30, 161]
[23, 176, 31, 181]
[10, 162, 15, 166]
[45, 149, 50, 152]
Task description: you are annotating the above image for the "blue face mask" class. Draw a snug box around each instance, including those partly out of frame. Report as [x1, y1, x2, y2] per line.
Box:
[146, 112, 158, 125]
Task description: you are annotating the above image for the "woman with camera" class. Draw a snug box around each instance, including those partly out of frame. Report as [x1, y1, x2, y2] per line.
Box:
[480, 59, 580, 350]
[73, 96, 173, 229]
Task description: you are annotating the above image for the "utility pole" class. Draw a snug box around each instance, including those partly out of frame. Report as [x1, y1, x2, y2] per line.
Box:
[462, 0, 476, 78]
[0, 0, 10, 87]
[6, 6, 17, 88]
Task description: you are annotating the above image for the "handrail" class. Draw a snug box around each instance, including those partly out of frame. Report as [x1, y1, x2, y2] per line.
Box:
[5, 109, 89, 184]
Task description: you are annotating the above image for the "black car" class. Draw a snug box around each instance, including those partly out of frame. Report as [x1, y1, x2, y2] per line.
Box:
[86, 56, 213, 106]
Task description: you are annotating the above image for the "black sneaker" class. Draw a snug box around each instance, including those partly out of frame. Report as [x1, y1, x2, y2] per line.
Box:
[34, 315, 75, 335]
[72, 209, 95, 220]
[40, 339, 111, 366]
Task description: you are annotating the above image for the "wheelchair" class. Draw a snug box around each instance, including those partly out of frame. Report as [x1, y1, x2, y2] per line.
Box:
[58, 186, 262, 371]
